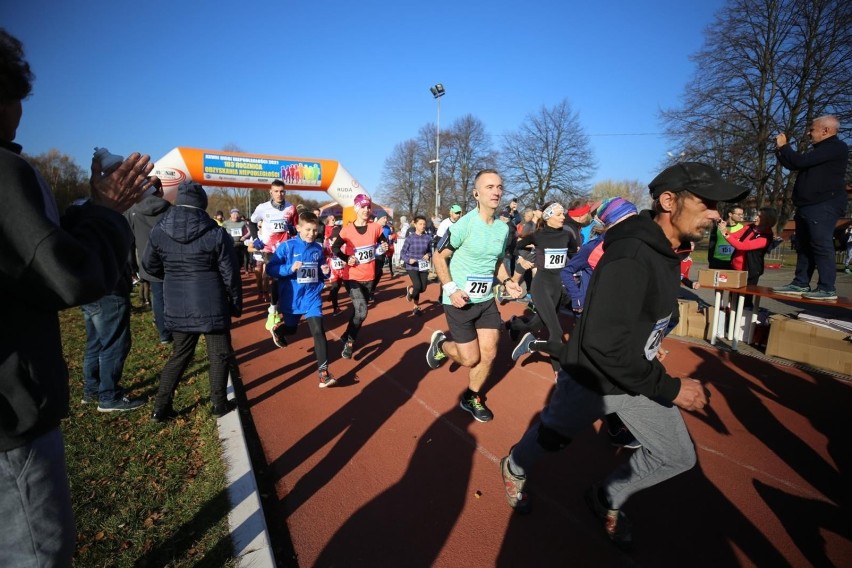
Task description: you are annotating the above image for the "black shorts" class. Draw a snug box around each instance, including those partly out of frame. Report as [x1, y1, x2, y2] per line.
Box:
[443, 298, 502, 344]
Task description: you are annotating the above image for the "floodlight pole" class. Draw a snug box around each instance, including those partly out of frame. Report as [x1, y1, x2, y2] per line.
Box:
[430, 83, 445, 220]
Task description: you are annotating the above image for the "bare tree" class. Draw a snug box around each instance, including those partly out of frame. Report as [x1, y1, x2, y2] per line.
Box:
[378, 138, 430, 219]
[24, 149, 88, 212]
[441, 114, 498, 212]
[662, 0, 852, 227]
[500, 99, 596, 209]
[590, 179, 652, 211]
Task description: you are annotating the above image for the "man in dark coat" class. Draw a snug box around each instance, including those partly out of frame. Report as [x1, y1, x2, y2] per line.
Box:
[125, 178, 172, 343]
[773, 115, 849, 301]
[0, 28, 157, 566]
[143, 181, 242, 421]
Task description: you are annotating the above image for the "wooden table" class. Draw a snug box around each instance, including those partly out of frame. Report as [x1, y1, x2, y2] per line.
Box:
[706, 285, 852, 350]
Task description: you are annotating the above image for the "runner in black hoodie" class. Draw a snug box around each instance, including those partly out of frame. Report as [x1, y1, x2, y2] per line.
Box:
[499, 162, 747, 550]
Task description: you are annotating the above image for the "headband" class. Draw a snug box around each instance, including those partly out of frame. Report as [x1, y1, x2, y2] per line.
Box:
[542, 204, 562, 220]
[567, 204, 591, 217]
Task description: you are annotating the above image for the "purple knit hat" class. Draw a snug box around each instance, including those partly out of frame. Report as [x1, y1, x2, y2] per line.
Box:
[597, 197, 637, 227]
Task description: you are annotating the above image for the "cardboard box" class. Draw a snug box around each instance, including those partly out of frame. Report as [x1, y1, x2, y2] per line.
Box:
[698, 269, 748, 289]
[686, 311, 708, 339]
[671, 299, 698, 337]
[765, 315, 852, 375]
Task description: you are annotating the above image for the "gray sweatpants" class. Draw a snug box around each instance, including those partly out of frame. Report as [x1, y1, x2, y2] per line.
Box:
[509, 370, 696, 509]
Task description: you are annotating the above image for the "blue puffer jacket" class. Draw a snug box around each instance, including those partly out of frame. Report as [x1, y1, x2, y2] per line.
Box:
[142, 205, 242, 333]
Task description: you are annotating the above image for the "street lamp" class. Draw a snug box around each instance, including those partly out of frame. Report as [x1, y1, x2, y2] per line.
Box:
[430, 83, 445, 219]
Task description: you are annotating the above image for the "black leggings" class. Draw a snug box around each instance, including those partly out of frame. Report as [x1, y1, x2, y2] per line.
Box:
[406, 270, 429, 302]
[343, 280, 374, 341]
[328, 279, 343, 310]
[156, 330, 230, 409]
[509, 273, 566, 371]
[279, 317, 328, 371]
[373, 255, 394, 289]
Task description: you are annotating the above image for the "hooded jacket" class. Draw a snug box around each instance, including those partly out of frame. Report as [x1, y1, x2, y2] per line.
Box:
[125, 194, 171, 282]
[0, 141, 132, 451]
[142, 205, 242, 333]
[559, 211, 682, 403]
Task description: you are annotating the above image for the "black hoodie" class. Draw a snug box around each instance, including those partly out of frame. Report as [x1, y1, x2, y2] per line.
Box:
[559, 210, 682, 403]
[125, 194, 171, 282]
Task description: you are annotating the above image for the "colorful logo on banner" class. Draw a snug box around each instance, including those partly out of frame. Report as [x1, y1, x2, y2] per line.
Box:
[281, 161, 322, 186]
[202, 153, 322, 187]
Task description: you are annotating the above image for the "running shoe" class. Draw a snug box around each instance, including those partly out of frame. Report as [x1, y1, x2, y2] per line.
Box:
[802, 289, 837, 301]
[341, 338, 355, 359]
[494, 284, 507, 305]
[271, 324, 288, 348]
[265, 308, 281, 331]
[500, 454, 532, 513]
[426, 330, 447, 369]
[318, 369, 337, 388]
[608, 427, 642, 449]
[97, 396, 145, 413]
[406, 286, 413, 302]
[771, 283, 809, 295]
[460, 392, 493, 422]
[511, 332, 535, 361]
[584, 483, 633, 550]
[412, 306, 422, 316]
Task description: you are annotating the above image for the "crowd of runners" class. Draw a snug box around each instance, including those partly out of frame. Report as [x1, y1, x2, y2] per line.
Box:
[243, 162, 751, 550]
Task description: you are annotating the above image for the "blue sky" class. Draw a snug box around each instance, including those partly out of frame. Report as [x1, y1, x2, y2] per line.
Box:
[3, 0, 726, 201]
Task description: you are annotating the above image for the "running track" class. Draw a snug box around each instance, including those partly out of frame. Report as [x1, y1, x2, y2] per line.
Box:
[230, 271, 851, 567]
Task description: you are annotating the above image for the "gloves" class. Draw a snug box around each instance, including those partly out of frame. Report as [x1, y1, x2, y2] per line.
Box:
[252, 238, 264, 250]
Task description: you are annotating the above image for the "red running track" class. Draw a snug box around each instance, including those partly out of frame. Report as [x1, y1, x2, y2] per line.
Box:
[230, 271, 851, 567]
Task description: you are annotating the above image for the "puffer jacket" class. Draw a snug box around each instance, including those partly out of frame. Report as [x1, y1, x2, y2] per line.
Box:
[142, 205, 241, 332]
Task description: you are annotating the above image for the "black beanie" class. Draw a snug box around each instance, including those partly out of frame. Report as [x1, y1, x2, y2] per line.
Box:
[174, 181, 208, 210]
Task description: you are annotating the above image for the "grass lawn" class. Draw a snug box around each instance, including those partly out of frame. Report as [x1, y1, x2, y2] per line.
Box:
[60, 290, 236, 567]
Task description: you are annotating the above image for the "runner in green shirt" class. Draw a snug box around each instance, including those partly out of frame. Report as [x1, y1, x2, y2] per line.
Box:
[425, 169, 524, 422]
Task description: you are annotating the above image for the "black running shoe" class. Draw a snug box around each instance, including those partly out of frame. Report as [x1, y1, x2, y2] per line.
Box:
[341, 338, 354, 359]
[460, 392, 493, 422]
[271, 324, 288, 348]
[426, 330, 447, 369]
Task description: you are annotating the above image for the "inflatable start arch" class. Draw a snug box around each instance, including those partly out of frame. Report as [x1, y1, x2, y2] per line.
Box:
[152, 147, 369, 223]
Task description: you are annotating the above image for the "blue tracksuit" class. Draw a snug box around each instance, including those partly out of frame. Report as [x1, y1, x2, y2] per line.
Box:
[267, 236, 326, 319]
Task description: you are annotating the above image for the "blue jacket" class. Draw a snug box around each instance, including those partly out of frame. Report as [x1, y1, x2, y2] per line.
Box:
[561, 236, 602, 311]
[267, 236, 326, 315]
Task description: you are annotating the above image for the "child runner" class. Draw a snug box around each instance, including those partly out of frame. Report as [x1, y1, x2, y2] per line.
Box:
[330, 194, 389, 359]
[400, 215, 433, 316]
[266, 213, 337, 388]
